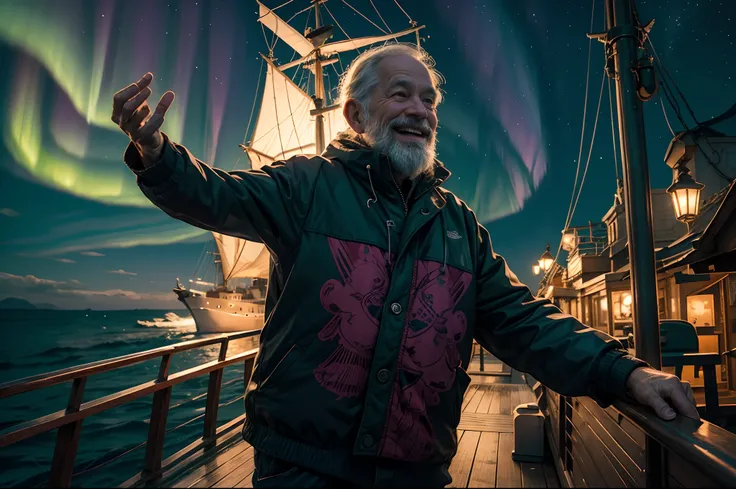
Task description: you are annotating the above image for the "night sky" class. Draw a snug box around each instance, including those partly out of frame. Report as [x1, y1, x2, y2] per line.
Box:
[0, 0, 733, 310]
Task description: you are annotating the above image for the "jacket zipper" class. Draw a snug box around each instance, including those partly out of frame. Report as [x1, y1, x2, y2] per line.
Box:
[390, 173, 409, 216]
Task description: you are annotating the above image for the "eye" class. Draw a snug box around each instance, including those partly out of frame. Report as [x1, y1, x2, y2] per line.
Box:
[393, 91, 408, 99]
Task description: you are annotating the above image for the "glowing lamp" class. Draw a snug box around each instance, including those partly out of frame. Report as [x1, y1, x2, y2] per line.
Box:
[538, 244, 555, 272]
[533, 265, 541, 275]
[667, 166, 704, 224]
[622, 293, 632, 307]
[561, 230, 576, 252]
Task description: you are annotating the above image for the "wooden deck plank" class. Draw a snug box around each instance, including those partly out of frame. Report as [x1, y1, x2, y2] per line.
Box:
[457, 413, 514, 433]
[498, 388, 516, 415]
[520, 463, 547, 488]
[188, 446, 254, 488]
[468, 431, 499, 488]
[465, 387, 485, 413]
[477, 386, 495, 414]
[170, 441, 251, 488]
[462, 385, 481, 412]
[496, 432, 522, 487]
[448, 430, 481, 487]
[212, 455, 255, 488]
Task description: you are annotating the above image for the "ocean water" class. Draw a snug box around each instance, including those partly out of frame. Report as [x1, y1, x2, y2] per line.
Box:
[0, 309, 259, 488]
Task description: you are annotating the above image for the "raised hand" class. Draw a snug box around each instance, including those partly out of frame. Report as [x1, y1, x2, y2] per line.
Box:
[112, 72, 175, 165]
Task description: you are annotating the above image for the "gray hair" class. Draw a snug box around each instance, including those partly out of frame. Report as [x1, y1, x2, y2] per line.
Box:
[337, 43, 444, 116]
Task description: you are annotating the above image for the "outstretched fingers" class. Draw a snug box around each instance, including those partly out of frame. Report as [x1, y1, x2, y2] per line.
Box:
[112, 72, 153, 124]
[135, 91, 175, 144]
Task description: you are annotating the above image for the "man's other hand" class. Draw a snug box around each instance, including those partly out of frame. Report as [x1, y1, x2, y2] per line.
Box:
[626, 367, 700, 421]
[112, 72, 175, 165]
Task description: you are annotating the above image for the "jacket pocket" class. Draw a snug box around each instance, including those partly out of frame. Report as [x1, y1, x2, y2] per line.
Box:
[259, 344, 302, 391]
[452, 368, 472, 427]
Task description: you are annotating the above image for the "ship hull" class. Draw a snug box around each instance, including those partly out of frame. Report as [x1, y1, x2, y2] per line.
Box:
[174, 289, 264, 333]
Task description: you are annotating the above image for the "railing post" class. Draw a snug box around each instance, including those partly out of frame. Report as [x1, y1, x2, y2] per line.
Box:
[479, 347, 485, 372]
[143, 354, 172, 477]
[203, 339, 230, 442]
[49, 377, 87, 487]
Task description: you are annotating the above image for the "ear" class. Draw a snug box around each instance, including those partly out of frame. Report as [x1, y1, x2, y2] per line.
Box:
[343, 98, 366, 134]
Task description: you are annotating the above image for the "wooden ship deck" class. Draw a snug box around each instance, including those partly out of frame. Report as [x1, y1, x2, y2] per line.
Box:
[135, 377, 557, 489]
[1, 333, 735, 488]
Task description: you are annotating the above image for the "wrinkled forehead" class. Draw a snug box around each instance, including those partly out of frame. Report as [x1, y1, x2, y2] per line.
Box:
[376, 54, 438, 96]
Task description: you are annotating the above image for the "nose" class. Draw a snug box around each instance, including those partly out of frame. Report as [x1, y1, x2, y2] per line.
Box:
[404, 95, 428, 119]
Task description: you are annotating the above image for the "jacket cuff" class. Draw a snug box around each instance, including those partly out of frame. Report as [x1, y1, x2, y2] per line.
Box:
[123, 133, 178, 187]
[592, 350, 649, 407]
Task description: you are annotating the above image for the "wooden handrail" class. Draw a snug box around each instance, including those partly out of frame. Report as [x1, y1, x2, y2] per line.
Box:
[0, 330, 261, 487]
[613, 400, 736, 487]
[0, 330, 259, 399]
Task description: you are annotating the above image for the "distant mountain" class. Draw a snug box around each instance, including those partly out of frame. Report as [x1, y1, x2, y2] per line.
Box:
[0, 298, 60, 310]
[0, 297, 37, 309]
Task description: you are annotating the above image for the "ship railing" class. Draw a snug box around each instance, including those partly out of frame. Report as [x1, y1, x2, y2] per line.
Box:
[0, 330, 261, 488]
[538, 382, 736, 488]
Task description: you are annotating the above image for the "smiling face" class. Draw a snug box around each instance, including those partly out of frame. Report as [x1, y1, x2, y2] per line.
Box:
[345, 53, 440, 180]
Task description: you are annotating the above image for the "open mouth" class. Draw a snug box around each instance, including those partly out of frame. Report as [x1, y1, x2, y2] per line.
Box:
[393, 126, 429, 140]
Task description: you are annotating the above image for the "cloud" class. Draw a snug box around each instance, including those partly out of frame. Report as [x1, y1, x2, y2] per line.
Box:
[0, 208, 19, 217]
[0, 272, 179, 309]
[108, 269, 137, 276]
[55, 258, 76, 263]
[80, 251, 105, 256]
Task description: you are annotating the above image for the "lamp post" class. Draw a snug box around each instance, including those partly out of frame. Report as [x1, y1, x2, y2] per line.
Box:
[667, 165, 704, 230]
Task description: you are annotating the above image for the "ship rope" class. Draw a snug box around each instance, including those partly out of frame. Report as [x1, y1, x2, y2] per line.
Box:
[339, 0, 388, 34]
[392, 0, 413, 24]
[540, 0, 600, 291]
[369, 0, 391, 33]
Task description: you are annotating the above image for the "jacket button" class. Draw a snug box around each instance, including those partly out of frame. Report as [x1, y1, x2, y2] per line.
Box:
[377, 369, 390, 383]
[390, 302, 402, 315]
[421, 208, 430, 215]
[362, 434, 374, 448]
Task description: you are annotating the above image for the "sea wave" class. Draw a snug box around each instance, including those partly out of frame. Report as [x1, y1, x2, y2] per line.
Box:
[36, 337, 153, 356]
[136, 312, 195, 329]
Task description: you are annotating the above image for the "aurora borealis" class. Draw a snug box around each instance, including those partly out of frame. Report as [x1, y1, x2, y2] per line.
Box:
[0, 0, 734, 309]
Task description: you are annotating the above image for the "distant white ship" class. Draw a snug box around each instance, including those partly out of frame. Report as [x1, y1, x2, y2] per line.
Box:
[173, 239, 270, 334]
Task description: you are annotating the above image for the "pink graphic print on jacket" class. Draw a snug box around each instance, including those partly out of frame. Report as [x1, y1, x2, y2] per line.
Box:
[379, 260, 472, 461]
[314, 238, 393, 399]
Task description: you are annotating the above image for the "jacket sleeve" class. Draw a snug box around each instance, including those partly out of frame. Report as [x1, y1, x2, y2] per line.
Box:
[472, 222, 648, 407]
[123, 133, 321, 257]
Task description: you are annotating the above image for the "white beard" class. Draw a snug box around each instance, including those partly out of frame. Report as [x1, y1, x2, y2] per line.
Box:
[363, 115, 437, 180]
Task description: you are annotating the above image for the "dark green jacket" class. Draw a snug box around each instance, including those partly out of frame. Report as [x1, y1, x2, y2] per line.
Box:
[125, 134, 647, 487]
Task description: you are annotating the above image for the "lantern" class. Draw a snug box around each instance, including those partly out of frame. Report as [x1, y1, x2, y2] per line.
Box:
[533, 264, 541, 275]
[538, 244, 554, 273]
[561, 229, 576, 252]
[667, 166, 704, 224]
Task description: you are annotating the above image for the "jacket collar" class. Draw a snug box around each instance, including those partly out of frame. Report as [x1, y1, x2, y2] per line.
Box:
[322, 136, 450, 202]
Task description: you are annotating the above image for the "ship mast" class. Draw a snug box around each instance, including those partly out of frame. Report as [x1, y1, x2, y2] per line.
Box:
[313, 0, 326, 154]
[591, 0, 661, 369]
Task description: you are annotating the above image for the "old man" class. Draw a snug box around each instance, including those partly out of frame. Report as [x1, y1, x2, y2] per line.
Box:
[114, 43, 698, 488]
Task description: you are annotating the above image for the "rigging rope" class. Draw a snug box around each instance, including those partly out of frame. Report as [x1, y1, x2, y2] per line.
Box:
[392, 0, 413, 23]
[541, 0, 597, 290]
[339, 0, 388, 35]
[568, 70, 608, 231]
[369, 0, 392, 33]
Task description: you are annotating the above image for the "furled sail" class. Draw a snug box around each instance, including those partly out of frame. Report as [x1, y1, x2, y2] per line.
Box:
[244, 56, 349, 169]
[257, 1, 314, 57]
[212, 233, 271, 280]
